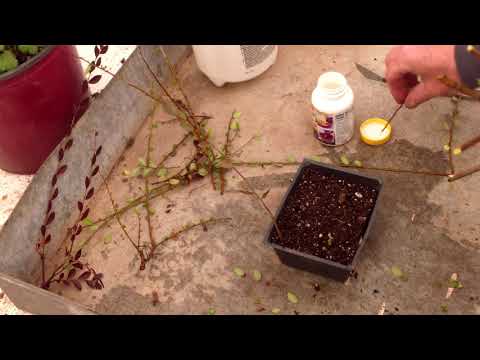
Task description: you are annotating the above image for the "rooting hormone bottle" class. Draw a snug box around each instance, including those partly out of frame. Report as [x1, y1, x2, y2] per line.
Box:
[311, 72, 354, 147]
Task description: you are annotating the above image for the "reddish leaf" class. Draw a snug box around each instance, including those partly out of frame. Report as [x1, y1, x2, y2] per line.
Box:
[72, 279, 82, 291]
[46, 212, 55, 225]
[51, 174, 58, 187]
[80, 208, 90, 221]
[67, 269, 76, 280]
[100, 45, 109, 54]
[51, 188, 59, 200]
[91, 166, 99, 177]
[95, 146, 102, 156]
[86, 280, 96, 289]
[91, 154, 97, 166]
[96, 57, 102, 67]
[85, 177, 91, 189]
[77, 201, 83, 212]
[76, 225, 83, 235]
[89, 75, 102, 84]
[94, 46, 100, 58]
[65, 138, 74, 150]
[86, 188, 95, 200]
[58, 148, 64, 161]
[40, 225, 46, 236]
[79, 271, 91, 280]
[47, 200, 52, 215]
[62, 280, 70, 286]
[74, 249, 82, 260]
[44, 234, 51, 244]
[73, 262, 83, 270]
[57, 165, 68, 176]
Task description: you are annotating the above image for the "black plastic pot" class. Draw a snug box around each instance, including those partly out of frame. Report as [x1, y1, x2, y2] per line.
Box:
[265, 158, 383, 282]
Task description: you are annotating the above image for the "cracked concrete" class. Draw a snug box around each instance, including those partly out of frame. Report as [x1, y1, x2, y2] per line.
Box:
[7, 45, 480, 314]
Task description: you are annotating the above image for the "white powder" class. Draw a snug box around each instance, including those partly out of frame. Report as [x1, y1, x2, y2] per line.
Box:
[363, 122, 387, 140]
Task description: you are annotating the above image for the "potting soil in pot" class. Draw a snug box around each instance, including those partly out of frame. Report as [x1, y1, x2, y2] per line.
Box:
[270, 166, 378, 265]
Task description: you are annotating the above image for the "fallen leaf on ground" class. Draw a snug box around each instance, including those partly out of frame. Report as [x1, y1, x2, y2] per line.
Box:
[252, 270, 262, 282]
[233, 267, 246, 278]
[287, 291, 299, 304]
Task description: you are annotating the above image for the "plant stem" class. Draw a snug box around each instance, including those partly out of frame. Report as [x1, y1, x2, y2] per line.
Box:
[437, 75, 480, 100]
[447, 100, 459, 175]
[341, 164, 449, 177]
[231, 167, 282, 239]
[144, 118, 156, 249]
[448, 164, 480, 182]
[232, 160, 302, 167]
[153, 132, 192, 173]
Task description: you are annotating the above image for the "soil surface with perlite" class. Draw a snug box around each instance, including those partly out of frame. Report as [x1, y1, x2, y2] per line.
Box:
[271, 166, 378, 265]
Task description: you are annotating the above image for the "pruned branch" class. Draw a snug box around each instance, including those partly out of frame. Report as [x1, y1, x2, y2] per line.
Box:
[437, 75, 480, 100]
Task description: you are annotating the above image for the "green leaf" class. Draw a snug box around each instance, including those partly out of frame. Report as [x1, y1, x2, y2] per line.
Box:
[440, 304, 448, 313]
[233, 111, 241, 119]
[233, 267, 246, 278]
[287, 155, 296, 163]
[131, 167, 141, 177]
[391, 266, 404, 279]
[122, 170, 131, 177]
[189, 162, 197, 171]
[82, 218, 94, 227]
[310, 155, 322, 162]
[230, 120, 240, 131]
[138, 158, 146, 167]
[252, 270, 262, 282]
[18, 45, 39, 55]
[443, 144, 450, 151]
[287, 291, 299, 304]
[157, 168, 168, 178]
[143, 168, 153, 178]
[353, 160, 363, 167]
[0, 50, 18, 73]
[104, 234, 113, 244]
[271, 308, 281, 314]
[206, 128, 213, 138]
[198, 168, 208, 177]
[453, 148, 462, 156]
[340, 155, 350, 166]
[448, 279, 463, 289]
[207, 308, 216, 315]
[169, 178, 180, 186]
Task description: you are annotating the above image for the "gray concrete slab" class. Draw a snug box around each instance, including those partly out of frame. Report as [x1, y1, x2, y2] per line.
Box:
[7, 45, 480, 314]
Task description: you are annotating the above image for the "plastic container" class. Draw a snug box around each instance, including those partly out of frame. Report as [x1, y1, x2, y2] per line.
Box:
[265, 158, 383, 282]
[0, 45, 89, 174]
[311, 72, 354, 147]
[360, 118, 392, 146]
[192, 45, 278, 87]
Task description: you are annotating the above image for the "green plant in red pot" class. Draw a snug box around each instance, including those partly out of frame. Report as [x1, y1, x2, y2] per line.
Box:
[0, 45, 91, 174]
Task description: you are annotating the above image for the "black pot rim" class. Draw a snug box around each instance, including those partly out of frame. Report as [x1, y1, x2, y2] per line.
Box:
[0, 45, 56, 83]
[265, 158, 383, 272]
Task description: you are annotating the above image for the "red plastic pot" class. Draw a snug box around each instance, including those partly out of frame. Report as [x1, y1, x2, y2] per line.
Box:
[0, 45, 89, 174]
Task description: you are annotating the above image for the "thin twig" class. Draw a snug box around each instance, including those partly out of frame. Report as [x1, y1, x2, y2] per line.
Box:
[448, 164, 480, 182]
[232, 135, 258, 156]
[447, 101, 459, 175]
[437, 75, 480, 100]
[460, 133, 480, 152]
[232, 160, 302, 167]
[144, 118, 156, 249]
[341, 165, 449, 177]
[153, 132, 192, 172]
[232, 167, 282, 238]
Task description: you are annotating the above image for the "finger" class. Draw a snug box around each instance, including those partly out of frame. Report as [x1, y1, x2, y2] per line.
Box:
[385, 57, 417, 104]
[404, 80, 449, 108]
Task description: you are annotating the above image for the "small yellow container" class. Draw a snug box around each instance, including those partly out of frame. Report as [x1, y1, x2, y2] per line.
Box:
[360, 118, 392, 146]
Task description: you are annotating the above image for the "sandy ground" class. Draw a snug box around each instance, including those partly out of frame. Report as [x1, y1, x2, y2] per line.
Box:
[0, 45, 135, 315]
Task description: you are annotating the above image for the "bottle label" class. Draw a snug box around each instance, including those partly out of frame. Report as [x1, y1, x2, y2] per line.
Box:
[312, 107, 354, 146]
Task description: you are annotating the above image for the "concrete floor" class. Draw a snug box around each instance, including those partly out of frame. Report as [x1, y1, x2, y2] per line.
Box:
[42, 45, 480, 315]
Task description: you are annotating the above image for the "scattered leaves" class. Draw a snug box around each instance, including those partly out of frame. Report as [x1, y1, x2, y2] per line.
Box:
[157, 168, 168, 178]
[287, 155, 296, 163]
[198, 168, 208, 177]
[440, 304, 448, 313]
[208, 308, 216, 315]
[169, 178, 180, 186]
[340, 155, 350, 166]
[391, 266, 407, 280]
[453, 148, 462, 156]
[271, 308, 281, 314]
[230, 121, 240, 131]
[233, 267, 246, 278]
[104, 234, 113, 244]
[252, 270, 262, 282]
[310, 155, 322, 162]
[443, 144, 450, 151]
[287, 291, 299, 304]
[353, 160, 363, 167]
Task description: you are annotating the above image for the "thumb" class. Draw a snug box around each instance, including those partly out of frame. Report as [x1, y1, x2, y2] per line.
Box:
[404, 80, 449, 108]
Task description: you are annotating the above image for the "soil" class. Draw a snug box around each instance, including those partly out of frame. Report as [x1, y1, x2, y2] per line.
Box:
[270, 165, 378, 266]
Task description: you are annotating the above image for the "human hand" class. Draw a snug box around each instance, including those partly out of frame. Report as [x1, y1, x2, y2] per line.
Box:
[385, 45, 461, 108]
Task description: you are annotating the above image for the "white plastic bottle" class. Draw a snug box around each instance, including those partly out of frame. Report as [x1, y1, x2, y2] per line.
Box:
[311, 72, 354, 147]
[192, 45, 278, 87]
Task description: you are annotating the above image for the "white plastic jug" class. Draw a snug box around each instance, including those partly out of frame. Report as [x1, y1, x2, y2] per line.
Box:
[192, 45, 278, 87]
